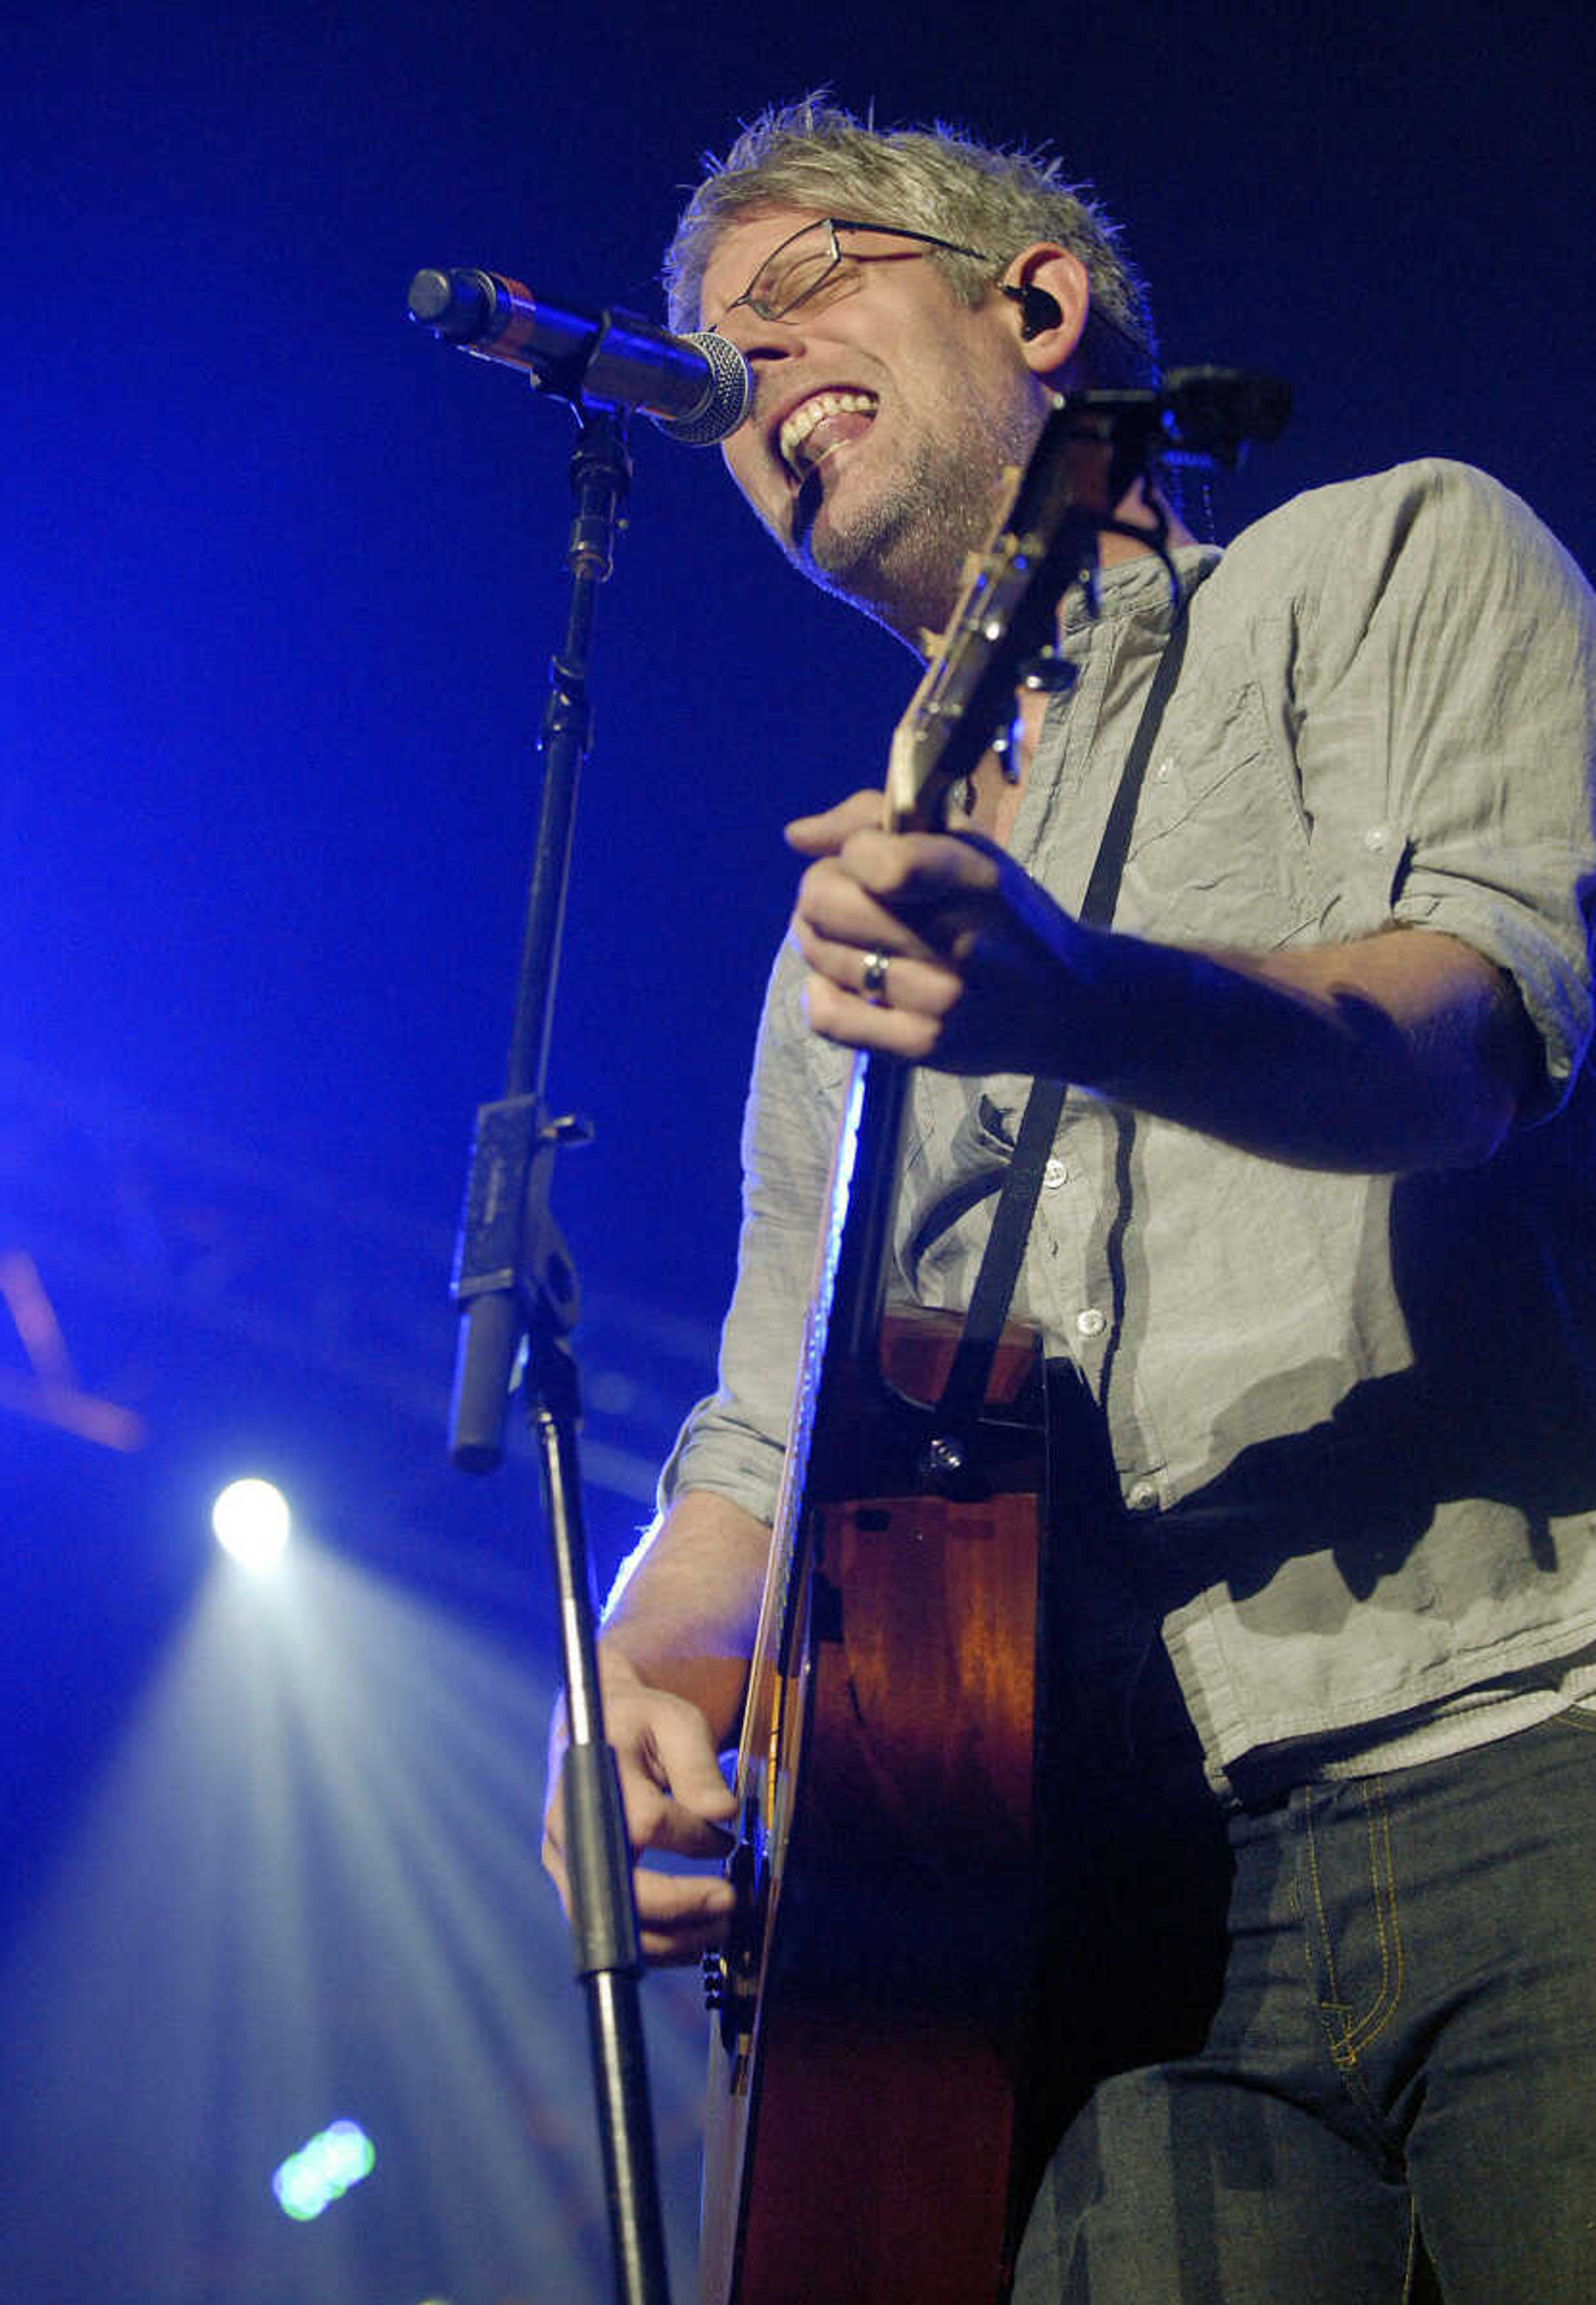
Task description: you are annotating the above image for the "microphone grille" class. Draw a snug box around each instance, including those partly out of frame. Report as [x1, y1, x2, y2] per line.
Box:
[653, 330, 752, 446]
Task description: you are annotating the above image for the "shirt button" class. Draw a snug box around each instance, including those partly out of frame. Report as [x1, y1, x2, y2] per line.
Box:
[1154, 757, 1175, 783]
[1363, 824, 1391, 852]
[1076, 1307, 1106, 1338]
[1043, 1156, 1068, 1188]
[1127, 1480, 1160, 1513]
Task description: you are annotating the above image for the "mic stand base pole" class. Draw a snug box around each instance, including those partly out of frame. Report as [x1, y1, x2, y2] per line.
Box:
[531, 1334, 670, 2305]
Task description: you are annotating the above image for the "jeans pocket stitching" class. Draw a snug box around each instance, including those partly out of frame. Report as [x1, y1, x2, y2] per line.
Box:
[1335, 1782, 1405, 2062]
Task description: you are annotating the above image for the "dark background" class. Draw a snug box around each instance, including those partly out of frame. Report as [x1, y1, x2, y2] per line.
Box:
[3, 2, 1591, 2298]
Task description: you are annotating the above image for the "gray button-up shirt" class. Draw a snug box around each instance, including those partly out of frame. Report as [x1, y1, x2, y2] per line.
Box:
[661, 460, 1596, 1791]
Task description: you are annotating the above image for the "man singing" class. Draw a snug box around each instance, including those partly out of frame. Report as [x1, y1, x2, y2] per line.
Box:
[544, 97, 1596, 2300]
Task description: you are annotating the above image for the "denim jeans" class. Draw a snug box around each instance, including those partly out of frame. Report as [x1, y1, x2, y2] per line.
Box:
[1012, 1706, 1596, 2303]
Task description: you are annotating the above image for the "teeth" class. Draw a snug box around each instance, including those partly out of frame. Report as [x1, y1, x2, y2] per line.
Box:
[778, 390, 876, 474]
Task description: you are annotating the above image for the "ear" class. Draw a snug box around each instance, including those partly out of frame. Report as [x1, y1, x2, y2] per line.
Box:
[999, 245, 1091, 382]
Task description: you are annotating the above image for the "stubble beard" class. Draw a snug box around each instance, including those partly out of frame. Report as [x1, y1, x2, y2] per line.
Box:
[783, 381, 1042, 649]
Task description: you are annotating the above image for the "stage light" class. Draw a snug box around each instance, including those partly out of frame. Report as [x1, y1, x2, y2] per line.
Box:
[5, 1541, 707, 2295]
[271, 2118, 375, 2221]
[211, 1477, 291, 1573]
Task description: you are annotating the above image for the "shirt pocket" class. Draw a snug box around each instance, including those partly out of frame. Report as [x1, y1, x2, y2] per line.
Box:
[1119, 679, 1321, 948]
[894, 1080, 1015, 1302]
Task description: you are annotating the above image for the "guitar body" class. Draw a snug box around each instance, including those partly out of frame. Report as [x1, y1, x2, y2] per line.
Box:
[700, 1313, 1065, 2305]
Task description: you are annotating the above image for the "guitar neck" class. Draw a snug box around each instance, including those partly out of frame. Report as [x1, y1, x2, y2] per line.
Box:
[736, 1043, 908, 1734]
[817, 1047, 909, 1406]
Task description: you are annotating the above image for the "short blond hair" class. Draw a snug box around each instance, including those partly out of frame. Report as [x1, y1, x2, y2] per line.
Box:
[664, 94, 1158, 388]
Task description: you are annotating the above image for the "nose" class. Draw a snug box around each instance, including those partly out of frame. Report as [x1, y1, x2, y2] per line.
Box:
[708, 318, 806, 443]
[714, 312, 804, 368]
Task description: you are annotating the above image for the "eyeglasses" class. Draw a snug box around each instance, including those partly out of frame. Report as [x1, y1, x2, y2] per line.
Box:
[713, 215, 1003, 329]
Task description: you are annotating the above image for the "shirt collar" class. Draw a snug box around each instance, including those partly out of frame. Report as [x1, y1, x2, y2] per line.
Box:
[1058, 542, 1223, 638]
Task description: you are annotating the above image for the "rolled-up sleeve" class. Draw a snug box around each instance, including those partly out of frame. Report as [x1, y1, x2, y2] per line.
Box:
[1290, 461, 1596, 1116]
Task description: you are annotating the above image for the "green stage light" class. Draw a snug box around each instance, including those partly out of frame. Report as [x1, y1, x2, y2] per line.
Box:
[271, 2119, 375, 2221]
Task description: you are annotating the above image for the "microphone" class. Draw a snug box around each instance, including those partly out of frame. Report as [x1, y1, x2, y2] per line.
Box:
[407, 266, 751, 446]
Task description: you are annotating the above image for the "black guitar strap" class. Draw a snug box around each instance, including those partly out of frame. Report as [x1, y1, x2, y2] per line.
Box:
[936, 594, 1192, 1427]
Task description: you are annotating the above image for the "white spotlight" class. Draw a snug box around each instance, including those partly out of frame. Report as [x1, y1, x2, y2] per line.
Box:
[211, 1478, 291, 1573]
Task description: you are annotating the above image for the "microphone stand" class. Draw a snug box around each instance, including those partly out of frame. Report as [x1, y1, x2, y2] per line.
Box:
[448, 397, 672, 2305]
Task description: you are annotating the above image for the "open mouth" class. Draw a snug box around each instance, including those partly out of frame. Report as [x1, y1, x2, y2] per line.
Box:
[777, 389, 877, 485]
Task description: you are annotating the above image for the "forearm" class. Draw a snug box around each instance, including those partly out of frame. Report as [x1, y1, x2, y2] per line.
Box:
[1066, 924, 1534, 1173]
[599, 1487, 773, 1749]
[793, 816, 1539, 1173]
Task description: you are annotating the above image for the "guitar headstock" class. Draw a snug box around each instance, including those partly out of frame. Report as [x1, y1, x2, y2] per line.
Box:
[883, 397, 1127, 834]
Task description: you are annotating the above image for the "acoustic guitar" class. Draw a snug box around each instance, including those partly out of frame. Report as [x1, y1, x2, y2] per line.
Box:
[698, 397, 1148, 2305]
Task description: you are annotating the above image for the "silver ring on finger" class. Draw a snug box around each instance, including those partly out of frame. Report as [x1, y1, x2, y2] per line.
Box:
[860, 949, 891, 1005]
